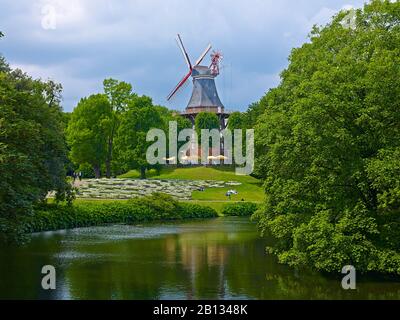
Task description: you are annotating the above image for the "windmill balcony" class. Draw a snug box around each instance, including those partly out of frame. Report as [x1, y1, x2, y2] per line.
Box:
[181, 107, 233, 116]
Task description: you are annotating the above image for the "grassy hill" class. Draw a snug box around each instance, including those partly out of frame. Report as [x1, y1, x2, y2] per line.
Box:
[70, 166, 263, 214]
[119, 166, 264, 203]
[119, 166, 256, 182]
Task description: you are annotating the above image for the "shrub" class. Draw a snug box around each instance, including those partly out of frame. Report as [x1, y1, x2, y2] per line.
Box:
[179, 203, 220, 219]
[128, 193, 181, 220]
[23, 194, 218, 233]
[222, 202, 259, 217]
[0, 217, 29, 244]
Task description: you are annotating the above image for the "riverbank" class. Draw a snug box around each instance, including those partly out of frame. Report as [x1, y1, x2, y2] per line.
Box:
[67, 166, 263, 214]
[25, 196, 259, 234]
[34, 167, 262, 234]
[25, 194, 218, 234]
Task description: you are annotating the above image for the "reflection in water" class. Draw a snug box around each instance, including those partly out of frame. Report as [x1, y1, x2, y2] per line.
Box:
[0, 217, 399, 300]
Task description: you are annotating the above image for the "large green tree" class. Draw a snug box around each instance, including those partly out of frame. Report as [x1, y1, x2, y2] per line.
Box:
[244, 101, 265, 129]
[195, 112, 220, 136]
[158, 107, 193, 160]
[0, 52, 68, 243]
[67, 79, 134, 178]
[103, 78, 134, 178]
[254, 0, 400, 274]
[66, 94, 112, 178]
[227, 112, 246, 131]
[114, 96, 164, 179]
[227, 111, 248, 164]
[195, 112, 220, 151]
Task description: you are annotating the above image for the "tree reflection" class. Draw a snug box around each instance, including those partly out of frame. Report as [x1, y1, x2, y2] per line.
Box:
[1, 219, 400, 300]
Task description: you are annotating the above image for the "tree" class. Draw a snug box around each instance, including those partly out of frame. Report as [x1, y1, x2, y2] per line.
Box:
[156, 106, 192, 132]
[195, 111, 220, 151]
[103, 78, 134, 178]
[244, 101, 265, 128]
[158, 107, 192, 160]
[66, 94, 112, 178]
[195, 112, 220, 136]
[227, 112, 247, 164]
[254, 0, 400, 274]
[227, 112, 245, 131]
[0, 56, 68, 243]
[114, 96, 163, 179]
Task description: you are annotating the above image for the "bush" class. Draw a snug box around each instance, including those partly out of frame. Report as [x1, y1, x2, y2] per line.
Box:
[0, 217, 29, 244]
[23, 194, 218, 233]
[77, 163, 96, 179]
[179, 203, 219, 219]
[222, 202, 259, 217]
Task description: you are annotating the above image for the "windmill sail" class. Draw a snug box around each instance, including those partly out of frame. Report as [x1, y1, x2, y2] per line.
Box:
[167, 34, 212, 101]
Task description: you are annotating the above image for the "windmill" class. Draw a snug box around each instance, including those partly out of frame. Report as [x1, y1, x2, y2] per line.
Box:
[167, 34, 230, 129]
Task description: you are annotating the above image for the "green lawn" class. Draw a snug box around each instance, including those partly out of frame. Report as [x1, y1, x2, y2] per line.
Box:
[119, 166, 260, 183]
[118, 166, 264, 205]
[56, 167, 264, 215]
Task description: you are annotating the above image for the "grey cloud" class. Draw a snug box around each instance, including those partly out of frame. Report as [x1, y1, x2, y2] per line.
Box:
[0, 0, 366, 111]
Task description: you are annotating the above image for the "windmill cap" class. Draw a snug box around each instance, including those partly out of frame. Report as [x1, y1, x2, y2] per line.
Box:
[192, 65, 214, 78]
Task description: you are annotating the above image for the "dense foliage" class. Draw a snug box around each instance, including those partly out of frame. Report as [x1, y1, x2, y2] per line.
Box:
[24, 194, 218, 233]
[67, 81, 188, 179]
[222, 202, 259, 217]
[254, 0, 400, 274]
[195, 112, 220, 142]
[0, 53, 68, 243]
[67, 94, 112, 178]
[66, 79, 135, 178]
[103, 79, 134, 178]
[113, 96, 164, 179]
[226, 102, 266, 132]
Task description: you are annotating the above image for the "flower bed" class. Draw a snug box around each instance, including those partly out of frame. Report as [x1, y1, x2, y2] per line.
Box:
[75, 178, 241, 200]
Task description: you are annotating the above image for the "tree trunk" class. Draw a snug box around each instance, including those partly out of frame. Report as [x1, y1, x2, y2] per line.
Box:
[93, 165, 101, 179]
[140, 166, 146, 179]
[106, 138, 112, 178]
[106, 113, 118, 179]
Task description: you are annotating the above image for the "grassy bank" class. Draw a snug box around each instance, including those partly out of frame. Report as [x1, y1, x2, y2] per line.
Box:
[57, 198, 228, 214]
[70, 199, 257, 215]
[119, 166, 264, 203]
[36, 167, 263, 233]
[36, 197, 259, 234]
[64, 167, 264, 214]
[222, 202, 260, 217]
[26, 194, 218, 233]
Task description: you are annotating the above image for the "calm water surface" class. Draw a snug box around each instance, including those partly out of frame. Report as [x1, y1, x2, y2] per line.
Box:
[0, 217, 399, 300]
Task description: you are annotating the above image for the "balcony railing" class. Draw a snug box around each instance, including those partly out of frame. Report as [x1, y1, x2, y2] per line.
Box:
[180, 107, 234, 115]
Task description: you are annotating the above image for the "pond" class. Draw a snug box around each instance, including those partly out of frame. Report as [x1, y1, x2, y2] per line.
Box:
[0, 217, 399, 300]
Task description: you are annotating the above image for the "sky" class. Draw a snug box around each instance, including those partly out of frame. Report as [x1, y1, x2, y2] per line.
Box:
[0, 0, 367, 112]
